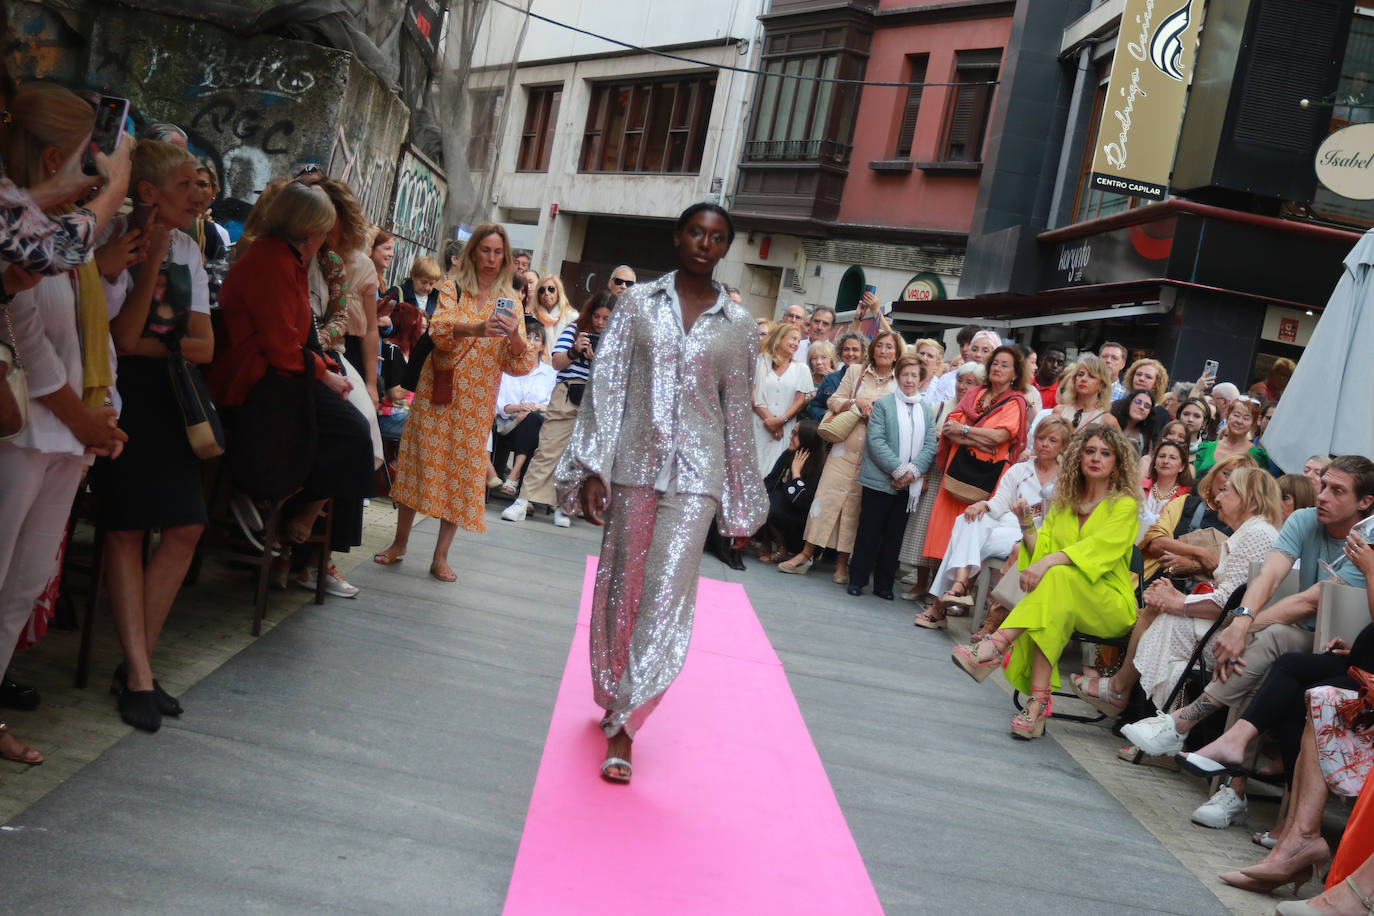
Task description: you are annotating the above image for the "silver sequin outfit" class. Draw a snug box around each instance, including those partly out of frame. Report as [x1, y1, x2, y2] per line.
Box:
[556, 271, 768, 737]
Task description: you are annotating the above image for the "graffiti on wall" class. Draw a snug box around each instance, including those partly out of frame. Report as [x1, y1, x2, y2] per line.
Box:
[385, 146, 448, 286]
[85, 8, 407, 240]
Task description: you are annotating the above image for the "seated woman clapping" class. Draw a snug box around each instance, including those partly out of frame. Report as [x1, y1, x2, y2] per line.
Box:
[756, 418, 825, 563]
[917, 416, 1071, 629]
[1070, 467, 1282, 718]
[951, 425, 1140, 740]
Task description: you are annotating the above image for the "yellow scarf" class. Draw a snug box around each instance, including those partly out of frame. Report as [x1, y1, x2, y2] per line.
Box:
[52, 204, 113, 406]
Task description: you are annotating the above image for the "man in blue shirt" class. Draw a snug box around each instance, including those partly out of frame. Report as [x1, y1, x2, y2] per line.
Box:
[1124, 455, 1374, 772]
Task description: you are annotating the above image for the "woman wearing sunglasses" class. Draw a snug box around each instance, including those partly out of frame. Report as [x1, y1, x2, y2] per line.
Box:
[532, 274, 577, 354]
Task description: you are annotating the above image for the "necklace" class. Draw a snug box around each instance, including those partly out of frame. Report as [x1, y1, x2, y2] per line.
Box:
[1150, 481, 1179, 504]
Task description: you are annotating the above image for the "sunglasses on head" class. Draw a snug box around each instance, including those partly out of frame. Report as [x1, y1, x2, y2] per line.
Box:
[612, 277, 635, 287]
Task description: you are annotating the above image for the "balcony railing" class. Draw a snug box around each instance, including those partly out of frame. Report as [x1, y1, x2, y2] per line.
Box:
[742, 138, 852, 164]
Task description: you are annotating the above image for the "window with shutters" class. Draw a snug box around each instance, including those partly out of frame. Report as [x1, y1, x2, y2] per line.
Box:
[894, 55, 929, 159]
[579, 74, 716, 174]
[517, 86, 561, 172]
[938, 50, 1001, 163]
[743, 29, 865, 164]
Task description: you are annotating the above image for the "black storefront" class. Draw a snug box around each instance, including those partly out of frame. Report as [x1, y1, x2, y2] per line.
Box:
[922, 0, 1371, 389]
[900, 200, 1359, 387]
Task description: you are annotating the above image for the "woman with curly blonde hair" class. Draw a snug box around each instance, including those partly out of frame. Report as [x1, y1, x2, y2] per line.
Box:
[952, 424, 1141, 740]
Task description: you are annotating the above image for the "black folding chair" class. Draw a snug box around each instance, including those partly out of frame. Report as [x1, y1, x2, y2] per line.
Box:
[1014, 546, 1145, 724]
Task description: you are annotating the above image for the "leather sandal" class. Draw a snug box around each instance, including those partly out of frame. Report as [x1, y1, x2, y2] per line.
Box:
[951, 631, 1012, 682]
[0, 722, 42, 765]
[1068, 673, 1128, 718]
[937, 581, 974, 609]
[600, 756, 632, 784]
[1011, 688, 1051, 740]
[913, 608, 947, 630]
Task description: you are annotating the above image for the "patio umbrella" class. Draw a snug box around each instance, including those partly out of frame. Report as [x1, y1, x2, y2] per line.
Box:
[1264, 227, 1374, 474]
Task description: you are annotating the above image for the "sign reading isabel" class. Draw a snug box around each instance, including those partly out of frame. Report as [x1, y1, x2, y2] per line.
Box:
[1315, 123, 1374, 201]
[1089, 0, 1202, 201]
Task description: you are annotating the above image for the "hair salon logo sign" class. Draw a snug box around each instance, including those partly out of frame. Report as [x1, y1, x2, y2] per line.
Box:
[1315, 124, 1374, 201]
[1089, 0, 1201, 201]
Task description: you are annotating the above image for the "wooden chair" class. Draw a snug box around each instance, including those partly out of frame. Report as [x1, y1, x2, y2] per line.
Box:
[250, 498, 332, 637]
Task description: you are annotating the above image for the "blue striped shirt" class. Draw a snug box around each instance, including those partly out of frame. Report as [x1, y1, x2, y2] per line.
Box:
[554, 324, 591, 384]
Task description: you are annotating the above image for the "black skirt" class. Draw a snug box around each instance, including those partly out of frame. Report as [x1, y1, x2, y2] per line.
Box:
[94, 355, 207, 530]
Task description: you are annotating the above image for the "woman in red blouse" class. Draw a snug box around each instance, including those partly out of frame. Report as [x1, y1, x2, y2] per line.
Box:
[211, 181, 375, 595]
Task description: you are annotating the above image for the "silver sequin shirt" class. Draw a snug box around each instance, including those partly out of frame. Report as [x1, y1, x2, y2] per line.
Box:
[555, 270, 768, 536]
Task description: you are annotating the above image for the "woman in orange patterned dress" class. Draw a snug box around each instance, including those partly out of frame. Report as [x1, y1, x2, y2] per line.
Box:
[374, 224, 535, 581]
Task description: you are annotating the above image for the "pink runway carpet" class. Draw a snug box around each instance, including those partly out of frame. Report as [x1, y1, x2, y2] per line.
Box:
[503, 557, 883, 915]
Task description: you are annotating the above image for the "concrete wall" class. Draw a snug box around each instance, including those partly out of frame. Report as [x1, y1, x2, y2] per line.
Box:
[474, 0, 759, 67]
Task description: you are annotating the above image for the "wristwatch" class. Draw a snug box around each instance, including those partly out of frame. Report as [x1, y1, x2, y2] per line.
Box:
[1232, 606, 1255, 619]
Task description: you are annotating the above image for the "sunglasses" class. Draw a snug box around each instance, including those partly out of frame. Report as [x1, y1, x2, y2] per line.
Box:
[612, 277, 635, 287]
[540, 285, 557, 293]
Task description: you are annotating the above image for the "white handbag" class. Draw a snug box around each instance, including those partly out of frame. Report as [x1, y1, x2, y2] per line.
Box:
[0, 304, 28, 440]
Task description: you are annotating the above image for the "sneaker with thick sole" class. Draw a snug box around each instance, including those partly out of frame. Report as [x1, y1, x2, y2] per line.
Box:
[296, 565, 359, 598]
[501, 498, 530, 522]
[1191, 786, 1247, 829]
[1119, 712, 1186, 757]
[552, 508, 571, 528]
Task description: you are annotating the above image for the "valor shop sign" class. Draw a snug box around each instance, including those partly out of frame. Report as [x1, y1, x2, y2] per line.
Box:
[1315, 123, 1374, 200]
[1088, 0, 1202, 201]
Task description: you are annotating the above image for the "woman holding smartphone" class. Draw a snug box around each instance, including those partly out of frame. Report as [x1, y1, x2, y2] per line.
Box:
[374, 223, 534, 581]
[555, 203, 766, 783]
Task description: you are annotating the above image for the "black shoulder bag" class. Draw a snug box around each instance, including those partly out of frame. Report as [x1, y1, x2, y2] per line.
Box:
[942, 394, 1017, 503]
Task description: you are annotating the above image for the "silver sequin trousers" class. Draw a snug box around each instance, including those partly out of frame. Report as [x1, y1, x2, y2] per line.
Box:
[591, 485, 717, 739]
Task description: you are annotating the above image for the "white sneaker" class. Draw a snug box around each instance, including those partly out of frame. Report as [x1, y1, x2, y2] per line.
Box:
[296, 564, 359, 598]
[552, 508, 571, 528]
[899, 570, 920, 586]
[1191, 786, 1247, 829]
[501, 498, 530, 522]
[1119, 713, 1185, 757]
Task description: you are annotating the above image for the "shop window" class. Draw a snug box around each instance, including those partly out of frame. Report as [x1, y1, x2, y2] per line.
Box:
[579, 74, 716, 174]
[1311, 3, 1374, 226]
[939, 50, 1001, 162]
[517, 85, 561, 172]
[894, 55, 929, 159]
[467, 89, 503, 171]
[743, 29, 864, 165]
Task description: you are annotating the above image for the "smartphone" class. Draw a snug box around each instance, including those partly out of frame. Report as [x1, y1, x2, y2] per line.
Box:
[82, 96, 130, 176]
[494, 297, 519, 318]
[1203, 358, 1219, 379]
[127, 200, 156, 236]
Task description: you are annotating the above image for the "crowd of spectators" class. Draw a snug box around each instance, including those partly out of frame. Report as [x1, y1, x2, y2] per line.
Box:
[0, 13, 1368, 901]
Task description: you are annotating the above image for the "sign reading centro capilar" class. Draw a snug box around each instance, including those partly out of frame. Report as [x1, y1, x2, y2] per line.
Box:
[1089, 0, 1203, 201]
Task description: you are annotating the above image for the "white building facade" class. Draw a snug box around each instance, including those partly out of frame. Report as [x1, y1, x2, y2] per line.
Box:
[469, 0, 767, 302]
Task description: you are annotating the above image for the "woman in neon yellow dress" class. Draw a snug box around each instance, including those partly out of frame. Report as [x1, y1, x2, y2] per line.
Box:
[952, 424, 1140, 739]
